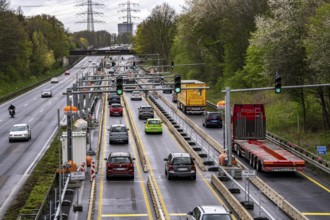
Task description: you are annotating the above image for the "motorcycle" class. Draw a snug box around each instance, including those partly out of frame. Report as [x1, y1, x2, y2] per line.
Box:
[9, 109, 15, 118]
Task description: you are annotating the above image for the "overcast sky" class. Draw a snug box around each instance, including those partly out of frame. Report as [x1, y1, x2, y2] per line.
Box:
[9, 0, 186, 34]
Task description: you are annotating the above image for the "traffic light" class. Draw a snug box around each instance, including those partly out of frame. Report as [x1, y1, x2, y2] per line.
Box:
[171, 61, 174, 68]
[112, 62, 115, 67]
[133, 62, 136, 67]
[174, 74, 181, 93]
[116, 76, 123, 95]
[275, 74, 281, 94]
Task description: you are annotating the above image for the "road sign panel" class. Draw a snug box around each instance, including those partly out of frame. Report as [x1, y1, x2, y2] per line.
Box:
[242, 170, 256, 178]
[317, 146, 327, 155]
[71, 171, 85, 181]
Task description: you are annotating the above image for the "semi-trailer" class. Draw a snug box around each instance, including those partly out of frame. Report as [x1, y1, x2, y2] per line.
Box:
[232, 104, 305, 172]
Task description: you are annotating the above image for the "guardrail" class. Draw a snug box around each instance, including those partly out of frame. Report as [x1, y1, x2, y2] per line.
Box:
[147, 176, 166, 220]
[207, 101, 330, 175]
[123, 94, 148, 172]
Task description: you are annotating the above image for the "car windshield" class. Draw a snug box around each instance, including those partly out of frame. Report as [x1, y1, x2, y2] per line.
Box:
[111, 126, 127, 132]
[141, 107, 152, 111]
[208, 113, 221, 120]
[202, 214, 231, 220]
[109, 156, 131, 163]
[148, 120, 160, 125]
[172, 157, 192, 165]
[11, 126, 27, 131]
[111, 104, 121, 108]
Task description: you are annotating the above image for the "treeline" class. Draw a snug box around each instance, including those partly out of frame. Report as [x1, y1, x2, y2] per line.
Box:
[134, 0, 330, 132]
[0, 0, 126, 88]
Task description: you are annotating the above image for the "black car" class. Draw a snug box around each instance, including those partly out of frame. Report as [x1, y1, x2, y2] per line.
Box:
[108, 94, 120, 105]
[202, 111, 222, 128]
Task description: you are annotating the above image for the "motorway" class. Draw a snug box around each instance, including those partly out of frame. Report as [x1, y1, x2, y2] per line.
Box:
[0, 56, 330, 220]
[0, 56, 102, 218]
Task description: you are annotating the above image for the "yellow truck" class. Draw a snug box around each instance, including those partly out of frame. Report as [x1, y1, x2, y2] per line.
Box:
[177, 80, 206, 114]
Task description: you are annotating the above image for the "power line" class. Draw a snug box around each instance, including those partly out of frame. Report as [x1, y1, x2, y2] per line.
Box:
[75, 0, 105, 32]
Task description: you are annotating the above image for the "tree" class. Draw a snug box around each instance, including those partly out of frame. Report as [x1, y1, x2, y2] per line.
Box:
[134, 3, 177, 69]
[304, 3, 330, 130]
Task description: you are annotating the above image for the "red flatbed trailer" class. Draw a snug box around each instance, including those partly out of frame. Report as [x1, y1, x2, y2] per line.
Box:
[232, 104, 305, 172]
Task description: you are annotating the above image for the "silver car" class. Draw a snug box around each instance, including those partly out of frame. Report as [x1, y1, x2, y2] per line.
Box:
[187, 205, 232, 220]
[41, 89, 52, 98]
[108, 124, 129, 144]
[9, 124, 31, 142]
[131, 91, 142, 101]
[164, 153, 196, 180]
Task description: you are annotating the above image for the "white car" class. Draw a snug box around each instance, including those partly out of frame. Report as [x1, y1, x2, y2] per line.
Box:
[51, 77, 59, 83]
[9, 124, 32, 142]
[187, 205, 232, 220]
[41, 88, 52, 98]
[130, 91, 142, 101]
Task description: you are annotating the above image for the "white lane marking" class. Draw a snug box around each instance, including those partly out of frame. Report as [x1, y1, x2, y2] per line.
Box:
[28, 118, 33, 123]
[40, 109, 44, 113]
[24, 104, 28, 107]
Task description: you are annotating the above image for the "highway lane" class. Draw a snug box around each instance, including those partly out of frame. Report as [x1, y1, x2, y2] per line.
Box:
[95, 93, 153, 220]
[0, 56, 101, 217]
[95, 91, 236, 219]
[160, 91, 330, 220]
[124, 93, 232, 219]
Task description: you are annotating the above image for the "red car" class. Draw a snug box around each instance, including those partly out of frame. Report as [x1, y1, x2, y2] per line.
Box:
[105, 152, 135, 180]
[109, 103, 123, 116]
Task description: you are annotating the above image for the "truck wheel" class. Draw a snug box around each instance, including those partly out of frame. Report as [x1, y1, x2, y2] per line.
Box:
[236, 146, 241, 157]
[249, 155, 253, 166]
[256, 161, 261, 172]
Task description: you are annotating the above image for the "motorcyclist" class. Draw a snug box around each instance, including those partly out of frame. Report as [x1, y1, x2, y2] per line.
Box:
[8, 104, 16, 115]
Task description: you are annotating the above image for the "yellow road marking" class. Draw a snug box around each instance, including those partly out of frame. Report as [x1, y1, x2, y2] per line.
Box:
[299, 171, 330, 193]
[302, 212, 330, 216]
[169, 213, 187, 216]
[124, 106, 153, 220]
[164, 124, 237, 220]
[102, 214, 149, 217]
[130, 99, 171, 219]
[98, 98, 108, 220]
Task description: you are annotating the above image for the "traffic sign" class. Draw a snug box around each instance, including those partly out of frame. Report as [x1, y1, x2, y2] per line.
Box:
[71, 171, 86, 181]
[317, 146, 327, 155]
[242, 170, 256, 178]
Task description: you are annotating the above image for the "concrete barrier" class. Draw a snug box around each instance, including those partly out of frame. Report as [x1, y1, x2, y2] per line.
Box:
[122, 94, 148, 172]
[147, 176, 167, 220]
[211, 174, 253, 220]
[250, 178, 308, 220]
[147, 95, 206, 171]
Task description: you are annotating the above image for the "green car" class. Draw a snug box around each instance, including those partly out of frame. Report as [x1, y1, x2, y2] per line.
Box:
[145, 118, 163, 134]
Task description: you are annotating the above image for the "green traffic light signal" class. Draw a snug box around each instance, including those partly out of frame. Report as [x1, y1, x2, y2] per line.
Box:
[275, 74, 281, 94]
[116, 76, 123, 95]
[174, 74, 181, 93]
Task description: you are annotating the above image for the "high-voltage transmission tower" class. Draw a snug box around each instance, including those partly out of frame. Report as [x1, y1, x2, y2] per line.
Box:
[118, 0, 140, 32]
[75, 0, 105, 32]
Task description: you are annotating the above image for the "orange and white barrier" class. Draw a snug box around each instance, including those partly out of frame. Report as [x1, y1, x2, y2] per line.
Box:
[90, 159, 96, 181]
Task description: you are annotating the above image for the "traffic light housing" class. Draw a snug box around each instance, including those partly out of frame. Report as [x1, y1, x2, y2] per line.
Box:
[116, 76, 123, 95]
[174, 74, 181, 93]
[171, 61, 174, 68]
[112, 62, 115, 67]
[133, 62, 136, 67]
[275, 74, 281, 94]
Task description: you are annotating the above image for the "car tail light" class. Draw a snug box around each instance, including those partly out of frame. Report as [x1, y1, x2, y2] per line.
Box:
[168, 164, 174, 171]
[192, 164, 196, 171]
